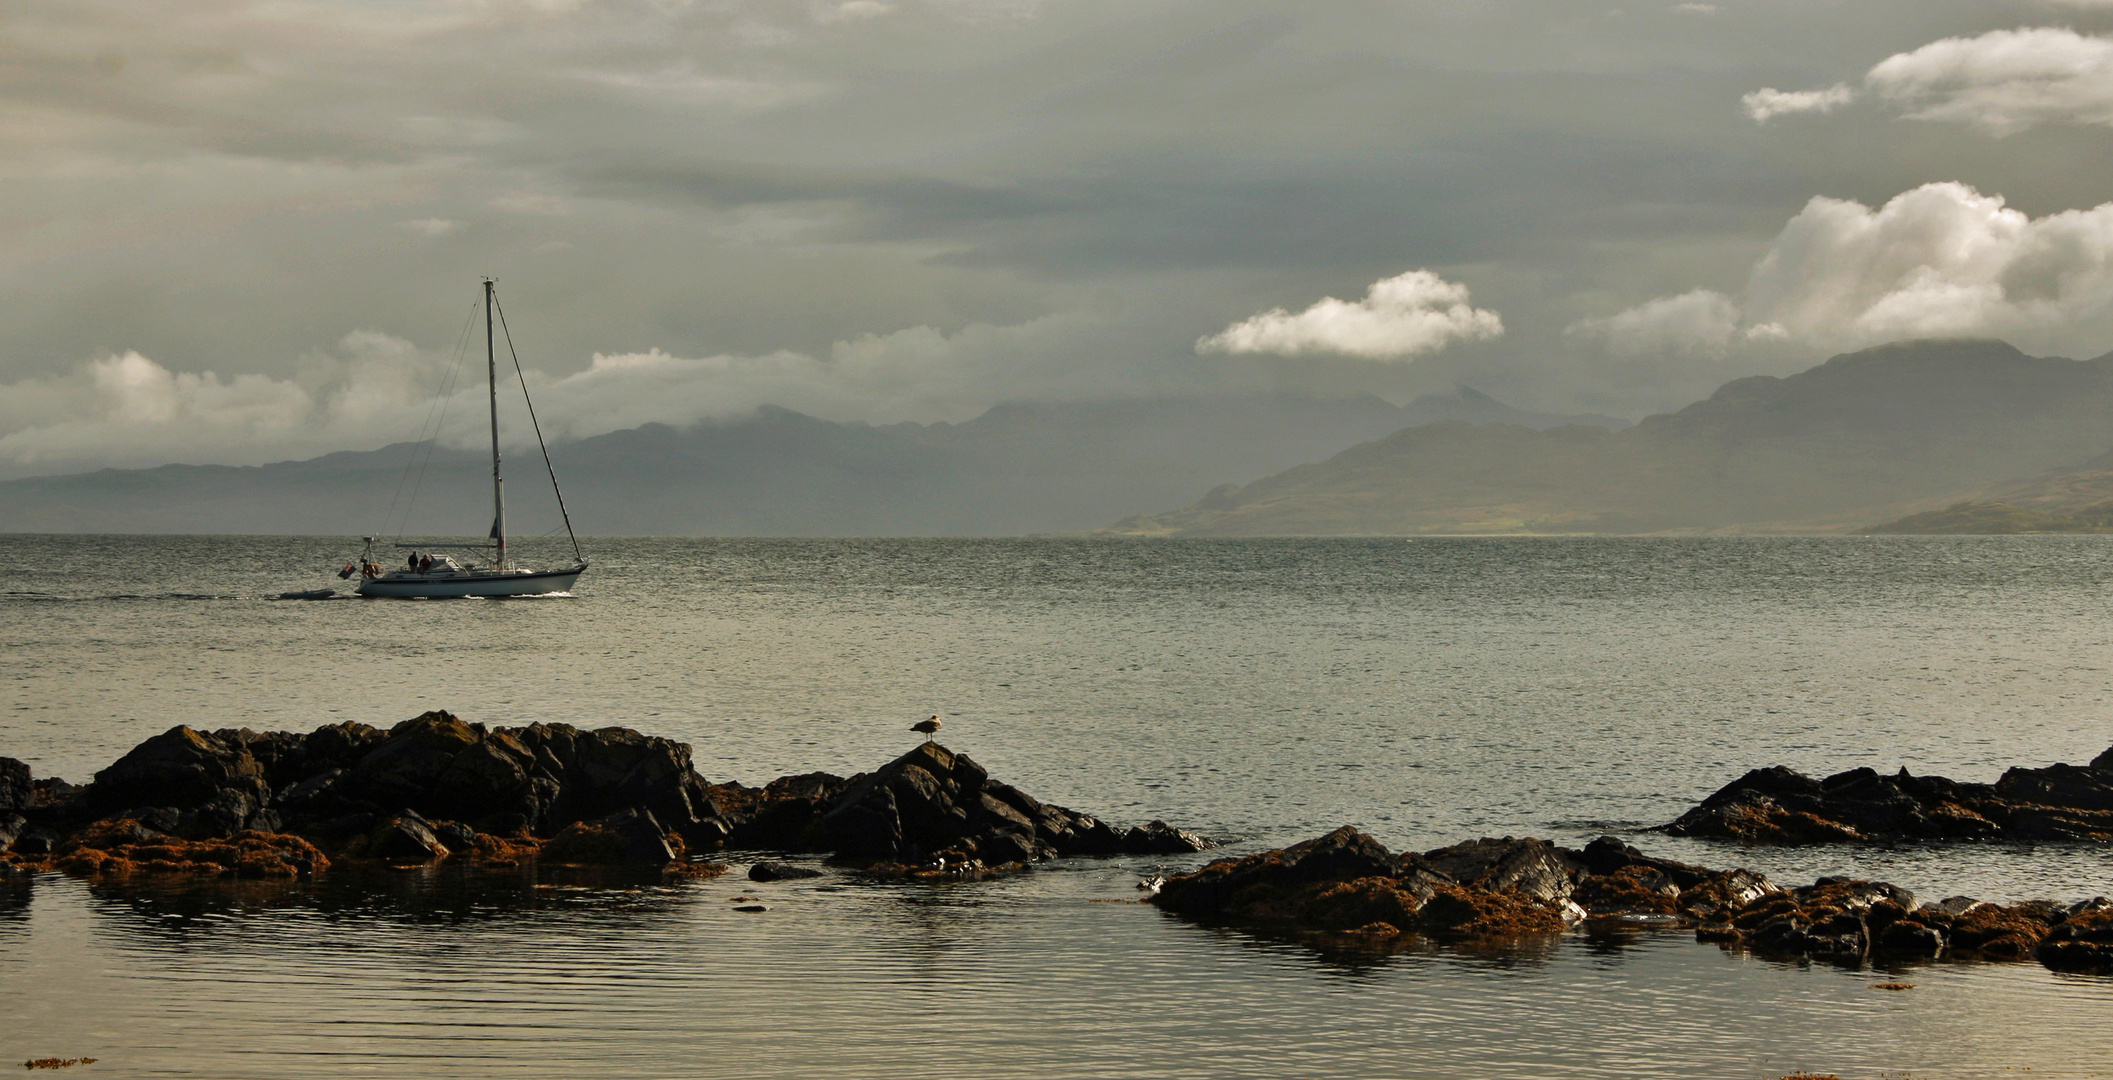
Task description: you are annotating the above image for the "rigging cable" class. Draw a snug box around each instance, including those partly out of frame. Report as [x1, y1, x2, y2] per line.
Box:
[491, 287, 586, 566]
[379, 300, 478, 543]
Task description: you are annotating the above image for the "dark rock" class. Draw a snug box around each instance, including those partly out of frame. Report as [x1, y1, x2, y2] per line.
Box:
[748, 861, 823, 882]
[351, 712, 486, 805]
[813, 743, 1059, 862]
[0, 813, 26, 852]
[1876, 918, 1946, 956]
[2091, 745, 2113, 771]
[1422, 837, 1576, 904]
[1675, 869, 1779, 922]
[367, 811, 448, 860]
[12, 826, 61, 856]
[542, 807, 675, 864]
[1154, 826, 1571, 939]
[0, 758, 30, 815]
[182, 788, 260, 836]
[2037, 906, 2113, 972]
[92, 726, 272, 814]
[435, 822, 478, 851]
[1573, 835, 1713, 889]
[1122, 820, 1215, 855]
[1660, 750, 2113, 843]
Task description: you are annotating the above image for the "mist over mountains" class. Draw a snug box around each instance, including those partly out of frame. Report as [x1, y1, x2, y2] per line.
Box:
[14, 338, 2113, 538]
[1115, 339, 2113, 536]
[0, 389, 1618, 537]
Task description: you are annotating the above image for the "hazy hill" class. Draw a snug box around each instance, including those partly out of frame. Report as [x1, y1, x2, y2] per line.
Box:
[1111, 339, 2113, 536]
[1861, 446, 2113, 533]
[0, 389, 1617, 536]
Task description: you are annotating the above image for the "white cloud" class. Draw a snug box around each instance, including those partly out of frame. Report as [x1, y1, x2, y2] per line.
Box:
[1567, 289, 1742, 356]
[1575, 181, 2113, 356]
[398, 217, 461, 238]
[814, 1, 896, 23]
[1671, 3, 1721, 14]
[0, 315, 1173, 475]
[1742, 83, 1855, 122]
[1865, 27, 2113, 135]
[1195, 270, 1504, 362]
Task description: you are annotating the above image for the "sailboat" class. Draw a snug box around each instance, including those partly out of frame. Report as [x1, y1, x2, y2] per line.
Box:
[349, 279, 587, 598]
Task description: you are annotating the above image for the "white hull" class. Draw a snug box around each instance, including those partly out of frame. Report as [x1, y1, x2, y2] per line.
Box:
[356, 566, 584, 598]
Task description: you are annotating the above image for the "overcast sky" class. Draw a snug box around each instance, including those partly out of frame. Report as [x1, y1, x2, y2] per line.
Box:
[8, 0, 2113, 477]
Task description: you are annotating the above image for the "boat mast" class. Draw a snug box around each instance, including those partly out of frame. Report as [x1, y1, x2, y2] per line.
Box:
[485, 278, 507, 572]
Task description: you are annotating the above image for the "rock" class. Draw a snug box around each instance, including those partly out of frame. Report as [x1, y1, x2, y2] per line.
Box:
[1574, 864, 1683, 916]
[542, 807, 675, 865]
[0, 813, 26, 852]
[813, 743, 1056, 862]
[1875, 918, 1946, 957]
[1153, 826, 1572, 940]
[1660, 750, 2113, 843]
[1122, 820, 1215, 855]
[1422, 837, 1576, 904]
[2037, 906, 2113, 972]
[367, 811, 449, 860]
[748, 861, 823, 882]
[434, 822, 478, 851]
[1675, 869, 1780, 922]
[91, 726, 272, 814]
[11, 826, 62, 856]
[0, 758, 30, 815]
[351, 712, 486, 805]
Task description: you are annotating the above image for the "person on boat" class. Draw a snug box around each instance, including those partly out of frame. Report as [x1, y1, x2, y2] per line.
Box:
[407, 552, 419, 571]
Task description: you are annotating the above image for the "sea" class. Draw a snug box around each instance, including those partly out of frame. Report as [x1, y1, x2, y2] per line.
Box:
[3, 533, 2112, 1079]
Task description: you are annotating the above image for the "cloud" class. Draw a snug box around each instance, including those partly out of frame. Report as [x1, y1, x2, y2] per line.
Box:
[813, 1, 896, 23]
[1764, 27, 2113, 134]
[1567, 289, 1743, 356]
[1743, 83, 1855, 122]
[398, 218, 461, 238]
[1865, 27, 2113, 135]
[0, 315, 1183, 475]
[1195, 270, 1504, 361]
[1574, 181, 2113, 356]
[1671, 3, 1721, 14]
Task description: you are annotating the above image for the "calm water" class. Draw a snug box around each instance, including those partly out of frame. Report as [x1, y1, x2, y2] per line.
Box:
[4, 534, 2113, 1078]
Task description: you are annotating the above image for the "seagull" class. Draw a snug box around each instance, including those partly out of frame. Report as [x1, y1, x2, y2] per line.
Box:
[911, 715, 942, 743]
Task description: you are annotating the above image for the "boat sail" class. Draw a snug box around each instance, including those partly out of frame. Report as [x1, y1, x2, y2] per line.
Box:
[348, 279, 587, 598]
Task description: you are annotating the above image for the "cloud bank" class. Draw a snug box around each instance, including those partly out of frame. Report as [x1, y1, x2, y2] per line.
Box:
[1576, 181, 2113, 357]
[0, 315, 1172, 477]
[1753, 27, 2113, 134]
[1196, 270, 1504, 361]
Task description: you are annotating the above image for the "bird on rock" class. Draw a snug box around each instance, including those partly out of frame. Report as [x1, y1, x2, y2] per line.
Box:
[911, 715, 942, 743]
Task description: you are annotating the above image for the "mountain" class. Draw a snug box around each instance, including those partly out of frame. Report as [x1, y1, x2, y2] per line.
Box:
[1861, 446, 2113, 533]
[1110, 339, 2113, 536]
[0, 389, 1619, 536]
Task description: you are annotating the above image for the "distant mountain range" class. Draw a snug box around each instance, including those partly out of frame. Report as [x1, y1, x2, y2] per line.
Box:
[1111, 339, 2113, 536]
[0, 388, 1623, 536]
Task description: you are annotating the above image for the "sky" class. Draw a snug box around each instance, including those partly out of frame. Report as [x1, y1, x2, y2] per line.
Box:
[8, 0, 2113, 477]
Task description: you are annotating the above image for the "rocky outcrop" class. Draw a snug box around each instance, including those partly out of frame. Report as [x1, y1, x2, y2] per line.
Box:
[79, 711, 730, 857]
[1153, 826, 2108, 974]
[1, 758, 31, 817]
[1152, 828, 1584, 940]
[1659, 748, 2113, 843]
[714, 742, 1215, 865]
[4, 717, 1209, 877]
